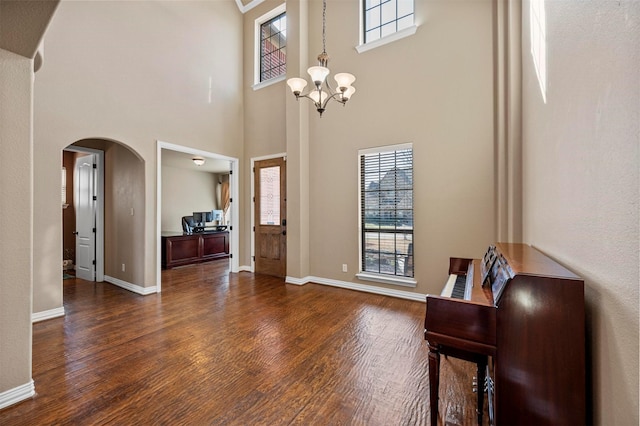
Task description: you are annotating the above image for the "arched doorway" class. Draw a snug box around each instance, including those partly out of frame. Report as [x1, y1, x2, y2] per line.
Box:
[62, 138, 145, 292]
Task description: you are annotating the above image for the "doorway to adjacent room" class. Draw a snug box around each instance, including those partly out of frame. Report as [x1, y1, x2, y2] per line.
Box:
[156, 141, 240, 292]
[62, 146, 105, 283]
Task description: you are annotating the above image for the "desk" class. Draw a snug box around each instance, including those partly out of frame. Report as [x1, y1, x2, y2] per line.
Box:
[161, 231, 229, 269]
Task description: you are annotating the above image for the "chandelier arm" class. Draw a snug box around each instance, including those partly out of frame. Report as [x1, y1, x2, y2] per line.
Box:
[321, 79, 339, 105]
[323, 77, 335, 93]
[324, 91, 347, 107]
[293, 92, 325, 110]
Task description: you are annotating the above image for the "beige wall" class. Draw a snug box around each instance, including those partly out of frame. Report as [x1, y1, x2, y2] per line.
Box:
[104, 143, 146, 285]
[310, 0, 494, 294]
[0, 48, 34, 399]
[521, 1, 639, 424]
[242, 0, 289, 267]
[32, 0, 243, 313]
[244, 0, 495, 292]
[161, 166, 219, 233]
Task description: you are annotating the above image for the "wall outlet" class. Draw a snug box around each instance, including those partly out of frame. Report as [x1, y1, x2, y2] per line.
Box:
[130, 208, 134, 216]
[122, 263, 125, 272]
[342, 264, 348, 273]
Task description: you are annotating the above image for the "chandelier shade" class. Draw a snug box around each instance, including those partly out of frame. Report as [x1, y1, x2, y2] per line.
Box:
[286, 78, 308, 95]
[308, 66, 330, 86]
[334, 73, 356, 89]
[342, 86, 356, 100]
[286, 0, 356, 117]
[309, 90, 329, 105]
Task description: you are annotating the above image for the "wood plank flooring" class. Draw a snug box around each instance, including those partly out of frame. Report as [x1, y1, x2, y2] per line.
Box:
[1, 261, 487, 425]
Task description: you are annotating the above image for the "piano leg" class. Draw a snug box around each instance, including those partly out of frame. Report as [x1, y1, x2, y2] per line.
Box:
[427, 345, 440, 426]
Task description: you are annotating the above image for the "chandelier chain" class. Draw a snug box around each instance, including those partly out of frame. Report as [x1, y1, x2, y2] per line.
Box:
[322, 0, 327, 54]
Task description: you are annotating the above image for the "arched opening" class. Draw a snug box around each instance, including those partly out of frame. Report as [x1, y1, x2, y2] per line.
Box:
[62, 138, 145, 292]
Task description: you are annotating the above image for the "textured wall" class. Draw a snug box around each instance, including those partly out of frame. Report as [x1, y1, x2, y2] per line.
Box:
[521, 1, 639, 424]
[0, 48, 34, 401]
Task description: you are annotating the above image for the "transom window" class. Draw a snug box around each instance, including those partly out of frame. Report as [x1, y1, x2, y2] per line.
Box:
[363, 0, 414, 44]
[358, 144, 414, 285]
[259, 11, 286, 82]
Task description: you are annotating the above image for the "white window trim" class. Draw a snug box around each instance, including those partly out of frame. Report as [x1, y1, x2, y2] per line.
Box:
[252, 74, 285, 91]
[356, 272, 417, 287]
[254, 3, 286, 87]
[356, 25, 418, 54]
[357, 142, 416, 287]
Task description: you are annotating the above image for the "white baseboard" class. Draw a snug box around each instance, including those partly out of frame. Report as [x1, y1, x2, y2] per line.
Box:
[284, 276, 307, 286]
[32, 307, 65, 323]
[238, 265, 253, 273]
[286, 275, 427, 302]
[104, 276, 157, 295]
[0, 380, 34, 410]
[107, 272, 423, 302]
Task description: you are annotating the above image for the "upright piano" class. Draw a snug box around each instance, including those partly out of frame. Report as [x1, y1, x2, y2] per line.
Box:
[424, 243, 585, 426]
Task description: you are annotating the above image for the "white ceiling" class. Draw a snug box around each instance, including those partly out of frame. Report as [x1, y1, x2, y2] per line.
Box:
[161, 149, 231, 174]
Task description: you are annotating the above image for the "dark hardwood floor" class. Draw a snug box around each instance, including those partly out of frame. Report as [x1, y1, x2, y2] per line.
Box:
[1, 260, 486, 425]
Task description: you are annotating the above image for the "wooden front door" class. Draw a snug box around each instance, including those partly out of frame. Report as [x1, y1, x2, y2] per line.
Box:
[254, 157, 286, 277]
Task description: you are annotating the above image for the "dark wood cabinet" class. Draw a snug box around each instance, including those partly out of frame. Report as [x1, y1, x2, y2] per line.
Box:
[161, 231, 229, 269]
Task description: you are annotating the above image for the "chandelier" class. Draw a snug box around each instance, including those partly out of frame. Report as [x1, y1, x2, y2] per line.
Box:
[286, 0, 356, 117]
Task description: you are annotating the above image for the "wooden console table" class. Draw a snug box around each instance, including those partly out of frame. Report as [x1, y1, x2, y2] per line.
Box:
[161, 231, 229, 269]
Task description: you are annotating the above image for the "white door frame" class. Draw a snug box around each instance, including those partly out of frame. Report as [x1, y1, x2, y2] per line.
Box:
[156, 141, 240, 292]
[64, 146, 105, 282]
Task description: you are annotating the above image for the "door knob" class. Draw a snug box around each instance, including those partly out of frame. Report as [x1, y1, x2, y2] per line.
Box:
[73, 231, 79, 235]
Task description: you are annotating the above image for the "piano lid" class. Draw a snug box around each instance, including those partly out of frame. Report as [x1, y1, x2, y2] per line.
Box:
[495, 243, 582, 280]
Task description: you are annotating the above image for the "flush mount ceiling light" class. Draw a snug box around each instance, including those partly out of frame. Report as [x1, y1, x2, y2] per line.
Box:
[192, 157, 205, 166]
[286, 0, 356, 117]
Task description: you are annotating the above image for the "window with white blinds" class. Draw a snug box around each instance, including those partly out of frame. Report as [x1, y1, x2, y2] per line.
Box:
[358, 144, 414, 284]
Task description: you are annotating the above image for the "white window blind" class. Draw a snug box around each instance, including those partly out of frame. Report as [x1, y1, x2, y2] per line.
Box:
[359, 144, 414, 280]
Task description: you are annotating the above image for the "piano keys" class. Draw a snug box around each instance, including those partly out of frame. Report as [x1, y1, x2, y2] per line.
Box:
[424, 243, 586, 426]
[440, 273, 468, 299]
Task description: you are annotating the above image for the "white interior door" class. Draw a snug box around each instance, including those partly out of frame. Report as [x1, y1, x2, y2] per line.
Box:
[74, 154, 96, 281]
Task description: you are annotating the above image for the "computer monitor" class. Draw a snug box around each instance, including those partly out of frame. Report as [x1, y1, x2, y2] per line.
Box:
[192, 212, 204, 225]
[192, 211, 213, 230]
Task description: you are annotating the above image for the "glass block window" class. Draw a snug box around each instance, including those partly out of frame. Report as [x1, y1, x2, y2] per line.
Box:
[359, 144, 414, 278]
[363, 0, 414, 44]
[260, 11, 287, 82]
